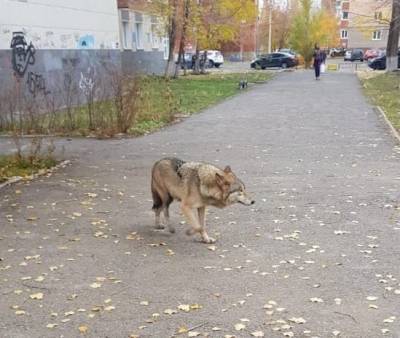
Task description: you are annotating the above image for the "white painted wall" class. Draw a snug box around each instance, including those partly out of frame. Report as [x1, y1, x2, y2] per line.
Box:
[0, 0, 120, 49]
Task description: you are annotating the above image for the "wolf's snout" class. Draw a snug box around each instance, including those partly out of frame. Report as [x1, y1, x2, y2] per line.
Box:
[251, 200, 255, 205]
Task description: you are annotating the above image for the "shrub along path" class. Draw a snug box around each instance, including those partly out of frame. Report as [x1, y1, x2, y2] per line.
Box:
[0, 71, 399, 337]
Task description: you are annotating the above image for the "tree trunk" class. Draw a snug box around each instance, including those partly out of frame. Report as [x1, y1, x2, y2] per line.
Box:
[200, 50, 207, 74]
[193, 48, 201, 74]
[174, 0, 190, 78]
[386, 0, 400, 72]
[165, 0, 179, 77]
[174, 42, 184, 78]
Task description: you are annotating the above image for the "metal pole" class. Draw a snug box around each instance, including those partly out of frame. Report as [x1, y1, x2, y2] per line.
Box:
[255, 0, 259, 57]
[268, 0, 272, 53]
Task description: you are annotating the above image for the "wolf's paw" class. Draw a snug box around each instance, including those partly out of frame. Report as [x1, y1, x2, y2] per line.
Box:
[168, 226, 176, 234]
[202, 237, 216, 244]
[155, 225, 165, 230]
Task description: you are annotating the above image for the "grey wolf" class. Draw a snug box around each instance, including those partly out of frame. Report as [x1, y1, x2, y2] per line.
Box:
[151, 158, 254, 243]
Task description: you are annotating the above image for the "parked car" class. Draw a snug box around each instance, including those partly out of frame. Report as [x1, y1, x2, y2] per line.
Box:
[250, 52, 298, 69]
[368, 50, 400, 70]
[364, 49, 380, 60]
[201, 50, 224, 68]
[344, 49, 364, 61]
[278, 48, 297, 56]
[329, 47, 346, 57]
[177, 53, 195, 69]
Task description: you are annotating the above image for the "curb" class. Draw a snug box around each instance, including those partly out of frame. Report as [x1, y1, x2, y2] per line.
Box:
[0, 160, 71, 190]
[374, 106, 400, 144]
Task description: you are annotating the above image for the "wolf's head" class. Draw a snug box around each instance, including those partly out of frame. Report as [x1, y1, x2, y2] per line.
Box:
[216, 166, 255, 206]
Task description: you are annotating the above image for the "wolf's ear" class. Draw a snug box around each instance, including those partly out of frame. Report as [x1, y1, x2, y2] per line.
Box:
[215, 172, 225, 186]
[223, 166, 232, 173]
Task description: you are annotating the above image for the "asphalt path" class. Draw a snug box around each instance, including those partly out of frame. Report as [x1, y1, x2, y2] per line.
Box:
[1, 71, 399, 338]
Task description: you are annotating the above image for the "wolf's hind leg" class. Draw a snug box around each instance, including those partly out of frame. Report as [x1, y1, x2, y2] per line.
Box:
[154, 208, 165, 229]
[152, 188, 165, 230]
[164, 194, 175, 233]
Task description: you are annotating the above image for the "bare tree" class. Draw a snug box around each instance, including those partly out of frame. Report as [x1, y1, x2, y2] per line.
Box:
[386, 0, 400, 71]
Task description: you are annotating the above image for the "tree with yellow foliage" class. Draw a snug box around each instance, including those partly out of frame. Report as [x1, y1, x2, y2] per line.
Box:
[152, 0, 257, 76]
[312, 10, 340, 49]
[189, 0, 257, 73]
[289, 0, 339, 67]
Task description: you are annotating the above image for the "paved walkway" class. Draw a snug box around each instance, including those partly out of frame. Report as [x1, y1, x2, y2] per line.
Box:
[1, 71, 400, 338]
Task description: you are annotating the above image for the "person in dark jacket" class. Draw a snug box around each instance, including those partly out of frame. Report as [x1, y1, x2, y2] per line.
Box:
[313, 44, 323, 80]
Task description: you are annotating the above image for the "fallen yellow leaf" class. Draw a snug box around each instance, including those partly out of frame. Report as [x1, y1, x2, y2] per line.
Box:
[78, 325, 89, 334]
[30, 292, 44, 300]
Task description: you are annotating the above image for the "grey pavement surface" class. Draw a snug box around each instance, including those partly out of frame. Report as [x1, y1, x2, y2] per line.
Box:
[1, 71, 400, 338]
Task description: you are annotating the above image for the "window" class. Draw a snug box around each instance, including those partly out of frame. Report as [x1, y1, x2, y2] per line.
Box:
[134, 12, 144, 50]
[120, 10, 131, 49]
[342, 11, 348, 20]
[341, 29, 348, 39]
[122, 22, 130, 49]
[372, 30, 382, 40]
[374, 12, 383, 20]
[163, 37, 169, 60]
[151, 16, 160, 48]
[151, 26, 159, 48]
[135, 23, 143, 49]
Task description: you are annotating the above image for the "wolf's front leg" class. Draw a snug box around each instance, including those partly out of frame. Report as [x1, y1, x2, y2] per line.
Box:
[198, 206, 215, 243]
[181, 204, 215, 243]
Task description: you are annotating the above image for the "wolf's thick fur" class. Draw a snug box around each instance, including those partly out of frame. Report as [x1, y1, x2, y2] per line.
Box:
[151, 157, 254, 243]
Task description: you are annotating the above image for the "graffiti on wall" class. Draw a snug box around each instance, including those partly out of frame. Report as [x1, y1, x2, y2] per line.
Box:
[79, 67, 95, 96]
[10, 31, 36, 77]
[26, 71, 50, 97]
[78, 35, 94, 49]
[10, 31, 50, 96]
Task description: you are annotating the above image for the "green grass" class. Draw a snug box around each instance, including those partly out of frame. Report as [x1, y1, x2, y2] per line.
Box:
[170, 72, 272, 115]
[0, 72, 273, 137]
[362, 72, 400, 131]
[0, 155, 57, 183]
[128, 72, 272, 135]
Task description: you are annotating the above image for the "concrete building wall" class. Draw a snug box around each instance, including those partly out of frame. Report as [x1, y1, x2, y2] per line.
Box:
[0, 0, 120, 49]
[0, 0, 167, 105]
[344, 0, 392, 49]
[347, 28, 389, 49]
[0, 0, 122, 103]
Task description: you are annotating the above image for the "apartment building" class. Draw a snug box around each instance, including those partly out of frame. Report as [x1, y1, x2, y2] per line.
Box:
[117, 0, 168, 74]
[0, 0, 168, 101]
[339, 0, 391, 49]
[0, 0, 121, 97]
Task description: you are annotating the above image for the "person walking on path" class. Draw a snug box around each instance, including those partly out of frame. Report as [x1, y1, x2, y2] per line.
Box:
[313, 44, 323, 80]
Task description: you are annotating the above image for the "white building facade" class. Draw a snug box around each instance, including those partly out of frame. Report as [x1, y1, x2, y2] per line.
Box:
[0, 0, 120, 50]
[0, 0, 167, 100]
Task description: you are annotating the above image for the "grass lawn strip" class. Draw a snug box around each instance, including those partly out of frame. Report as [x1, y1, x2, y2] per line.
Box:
[0, 72, 273, 137]
[362, 72, 400, 132]
[0, 154, 58, 184]
[132, 72, 273, 135]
